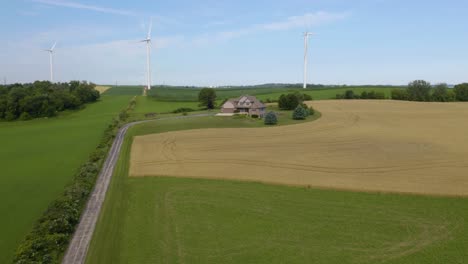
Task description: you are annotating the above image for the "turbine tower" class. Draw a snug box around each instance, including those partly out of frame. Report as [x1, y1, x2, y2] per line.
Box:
[140, 19, 153, 93]
[44, 42, 57, 82]
[303, 32, 313, 89]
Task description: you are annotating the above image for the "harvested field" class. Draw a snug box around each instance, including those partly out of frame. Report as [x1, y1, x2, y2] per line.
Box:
[95, 85, 111, 94]
[130, 100, 468, 196]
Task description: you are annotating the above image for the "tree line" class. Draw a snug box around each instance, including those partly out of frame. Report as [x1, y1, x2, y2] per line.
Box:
[391, 81, 468, 102]
[0, 81, 100, 121]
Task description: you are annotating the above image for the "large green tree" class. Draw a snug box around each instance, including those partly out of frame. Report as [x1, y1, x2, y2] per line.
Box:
[454, 83, 468, 101]
[198, 88, 217, 109]
[407, 80, 432, 101]
[432, 83, 454, 102]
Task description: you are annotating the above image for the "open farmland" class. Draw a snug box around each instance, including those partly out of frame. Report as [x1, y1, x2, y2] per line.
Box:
[0, 90, 137, 263]
[148, 85, 396, 101]
[130, 100, 468, 196]
[87, 102, 468, 263]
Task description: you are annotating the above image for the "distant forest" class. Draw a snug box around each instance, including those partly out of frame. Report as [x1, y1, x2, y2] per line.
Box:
[0, 81, 100, 121]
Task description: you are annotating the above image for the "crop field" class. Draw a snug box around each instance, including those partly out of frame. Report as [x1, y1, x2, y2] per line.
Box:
[130, 100, 468, 196]
[88, 101, 468, 263]
[95, 85, 111, 94]
[147, 85, 397, 101]
[0, 90, 137, 263]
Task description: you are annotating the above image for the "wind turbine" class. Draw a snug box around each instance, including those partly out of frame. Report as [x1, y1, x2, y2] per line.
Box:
[44, 42, 57, 82]
[140, 19, 153, 93]
[303, 32, 313, 89]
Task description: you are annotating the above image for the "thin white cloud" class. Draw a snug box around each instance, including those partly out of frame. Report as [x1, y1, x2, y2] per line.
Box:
[260, 11, 350, 31]
[31, 0, 135, 16]
[193, 11, 350, 45]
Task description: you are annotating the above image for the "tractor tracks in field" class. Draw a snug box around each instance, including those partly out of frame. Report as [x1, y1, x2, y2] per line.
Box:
[62, 113, 213, 264]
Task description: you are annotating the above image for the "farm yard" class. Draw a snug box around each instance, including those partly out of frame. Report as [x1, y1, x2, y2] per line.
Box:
[87, 98, 468, 264]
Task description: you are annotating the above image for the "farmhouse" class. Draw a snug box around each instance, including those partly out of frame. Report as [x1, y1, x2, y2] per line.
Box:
[221, 95, 266, 117]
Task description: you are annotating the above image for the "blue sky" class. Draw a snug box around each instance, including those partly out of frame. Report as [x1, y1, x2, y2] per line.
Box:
[1, 0, 467, 86]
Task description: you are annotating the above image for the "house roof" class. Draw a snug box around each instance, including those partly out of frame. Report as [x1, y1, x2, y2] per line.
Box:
[224, 95, 266, 109]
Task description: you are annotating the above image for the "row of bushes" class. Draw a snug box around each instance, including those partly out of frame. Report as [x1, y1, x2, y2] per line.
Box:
[0, 81, 100, 121]
[336, 90, 386, 100]
[391, 81, 468, 102]
[13, 97, 136, 264]
[172, 107, 195, 113]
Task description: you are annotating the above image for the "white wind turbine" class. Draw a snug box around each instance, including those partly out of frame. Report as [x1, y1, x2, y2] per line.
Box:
[303, 32, 313, 89]
[44, 42, 57, 82]
[140, 19, 153, 92]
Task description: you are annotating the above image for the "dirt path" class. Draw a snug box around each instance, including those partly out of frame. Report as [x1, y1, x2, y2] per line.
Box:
[130, 100, 468, 196]
[62, 114, 213, 264]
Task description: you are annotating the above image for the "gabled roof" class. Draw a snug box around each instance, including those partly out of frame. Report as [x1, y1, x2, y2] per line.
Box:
[226, 95, 266, 109]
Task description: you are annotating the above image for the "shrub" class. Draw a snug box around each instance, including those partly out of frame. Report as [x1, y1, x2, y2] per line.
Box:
[292, 105, 307, 120]
[173, 107, 195, 113]
[251, 114, 259, 118]
[19, 112, 31, 121]
[303, 94, 313, 101]
[391, 89, 408, 100]
[264, 111, 278, 125]
[454, 83, 468, 101]
[344, 90, 356, 99]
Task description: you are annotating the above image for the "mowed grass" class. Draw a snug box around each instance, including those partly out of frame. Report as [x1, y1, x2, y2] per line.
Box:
[87, 115, 468, 264]
[0, 91, 137, 262]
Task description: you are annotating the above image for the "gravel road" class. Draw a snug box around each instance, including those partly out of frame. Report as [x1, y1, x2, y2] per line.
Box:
[62, 113, 213, 264]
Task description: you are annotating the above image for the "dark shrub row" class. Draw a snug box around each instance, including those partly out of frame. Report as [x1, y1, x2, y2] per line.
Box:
[172, 107, 195, 113]
[336, 90, 386, 100]
[0, 81, 100, 121]
[13, 97, 136, 264]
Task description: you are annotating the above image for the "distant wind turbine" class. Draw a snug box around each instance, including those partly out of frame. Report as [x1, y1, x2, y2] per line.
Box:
[140, 19, 153, 93]
[303, 32, 313, 89]
[43, 42, 57, 82]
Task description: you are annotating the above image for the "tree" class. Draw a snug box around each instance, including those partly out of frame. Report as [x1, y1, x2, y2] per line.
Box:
[264, 111, 277, 125]
[292, 105, 307, 120]
[198, 88, 217, 109]
[454, 83, 468, 101]
[407, 80, 431, 101]
[432, 83, 452, 102]
[344, 90, 357, 99]
[278, 92, 303, 110]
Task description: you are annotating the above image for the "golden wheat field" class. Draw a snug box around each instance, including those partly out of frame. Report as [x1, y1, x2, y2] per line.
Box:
[130, 100, 468, 196]
[95, 85, 111, 94]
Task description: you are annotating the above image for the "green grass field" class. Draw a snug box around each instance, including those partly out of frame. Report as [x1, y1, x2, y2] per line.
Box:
[86, 115, 468, 264]
[147, 85, 397, 102]
[0, 92, 138, 263]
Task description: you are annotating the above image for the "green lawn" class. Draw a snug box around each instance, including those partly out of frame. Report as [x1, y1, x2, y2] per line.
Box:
[0, 93, 136, 263]
[86, 115, 468, 264]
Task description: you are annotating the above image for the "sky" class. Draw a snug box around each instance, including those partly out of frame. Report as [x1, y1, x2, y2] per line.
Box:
[0, 0, 467, 86]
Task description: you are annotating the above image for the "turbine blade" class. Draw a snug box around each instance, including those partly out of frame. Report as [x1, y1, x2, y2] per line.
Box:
[51, 41, 57, 51]
[147, 18, 152, 40]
